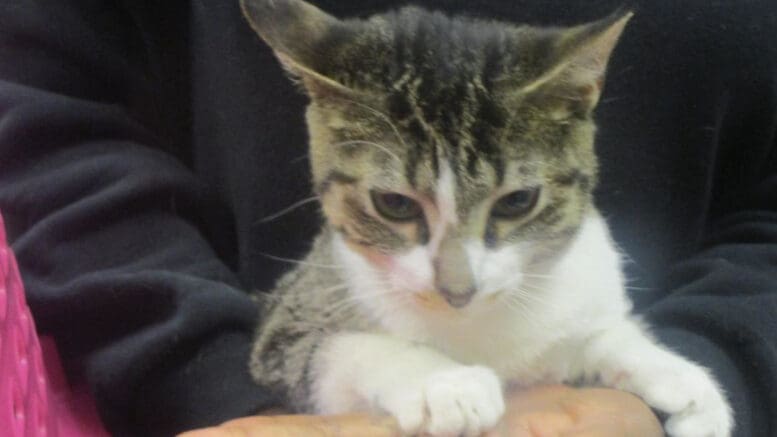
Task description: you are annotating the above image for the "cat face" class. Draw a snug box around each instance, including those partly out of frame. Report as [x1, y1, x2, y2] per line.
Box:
[306, 89, 598, 312]
[242, 0, 630, 312]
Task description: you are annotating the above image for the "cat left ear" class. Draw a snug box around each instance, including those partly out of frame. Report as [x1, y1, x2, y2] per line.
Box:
[240, 0, 363, 100]
[511, 10, 633, 117]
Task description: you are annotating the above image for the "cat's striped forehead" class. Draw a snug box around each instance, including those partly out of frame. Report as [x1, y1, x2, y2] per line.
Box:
[309, 70, 595, 228]
[323, 7, 525, 188]
[385, 79, 508, 190]
[244, 0, 629, 252]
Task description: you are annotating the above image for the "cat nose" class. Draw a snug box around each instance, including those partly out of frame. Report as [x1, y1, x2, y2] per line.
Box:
[438, 286, 476, 308]
[434, 234, 477, 308]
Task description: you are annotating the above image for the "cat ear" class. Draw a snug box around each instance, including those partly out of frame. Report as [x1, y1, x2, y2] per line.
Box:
[505, 10, 633, 117]
[240, 0, 362, 100]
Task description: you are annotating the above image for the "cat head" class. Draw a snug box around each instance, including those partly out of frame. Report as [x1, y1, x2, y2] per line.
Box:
[242, 0, 630, 314]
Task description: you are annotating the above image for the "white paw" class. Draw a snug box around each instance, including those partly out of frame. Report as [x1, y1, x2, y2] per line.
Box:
[377, 365, 505, 437]
[606, 361, 732, 437]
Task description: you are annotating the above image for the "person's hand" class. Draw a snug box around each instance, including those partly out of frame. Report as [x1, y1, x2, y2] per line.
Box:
[486, 384, 663, 437]
[178, 384, 662, 437]
[177, 413, 401, 437]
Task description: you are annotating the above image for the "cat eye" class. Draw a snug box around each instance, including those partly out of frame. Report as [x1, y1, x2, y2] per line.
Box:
[491, 188, 541, 218]
[370, 191, 422, 221]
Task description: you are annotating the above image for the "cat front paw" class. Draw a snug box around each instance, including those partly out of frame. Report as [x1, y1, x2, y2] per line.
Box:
[378, 365, 505, 437]
[644, 368, 731, 437]
[605, 362, 732, 437]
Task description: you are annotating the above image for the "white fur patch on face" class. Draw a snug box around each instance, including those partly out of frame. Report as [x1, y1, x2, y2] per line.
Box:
[465, 240, 524, 298]
[428, 161, 458, 255]
[391, 246, 434, 291]
[436, 161, 457, 226]
[331, 233, 433, 309]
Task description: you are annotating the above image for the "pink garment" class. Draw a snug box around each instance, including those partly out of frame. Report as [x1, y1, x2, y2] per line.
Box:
[0, 213, 109, 437]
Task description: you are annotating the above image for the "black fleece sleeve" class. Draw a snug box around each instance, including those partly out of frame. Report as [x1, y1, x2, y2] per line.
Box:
[648, 157, 777, 436]
[0, 2, 274, 435]
[642, 9, 777, 435]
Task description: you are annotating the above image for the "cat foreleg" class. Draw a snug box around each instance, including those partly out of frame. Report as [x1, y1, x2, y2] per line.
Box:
[582, 318, 733, 437]
[311, 332, 505, 437]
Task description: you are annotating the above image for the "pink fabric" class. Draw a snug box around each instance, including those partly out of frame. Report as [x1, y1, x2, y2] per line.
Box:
[0, 213, 109, 437]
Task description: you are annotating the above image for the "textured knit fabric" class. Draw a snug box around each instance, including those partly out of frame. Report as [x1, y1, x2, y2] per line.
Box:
[0, 1, 775, 436]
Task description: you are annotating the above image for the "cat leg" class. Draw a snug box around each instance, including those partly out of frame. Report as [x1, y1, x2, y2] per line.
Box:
[311, 332, 505, 437]
[581, 318, 733, 437]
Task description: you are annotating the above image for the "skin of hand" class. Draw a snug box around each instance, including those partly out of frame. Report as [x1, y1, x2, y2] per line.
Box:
[484, 384, 664, 437]
[177, 385, 663, 437]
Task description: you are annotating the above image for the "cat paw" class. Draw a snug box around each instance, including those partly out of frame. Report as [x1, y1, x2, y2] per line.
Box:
[644, 370, 731, 437]
[378, 365, 505, 437]
[608, 363, 732, 437]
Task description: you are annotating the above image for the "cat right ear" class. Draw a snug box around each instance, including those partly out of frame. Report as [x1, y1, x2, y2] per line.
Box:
[240, 0, 362, 100]
[500, 10, 633, 118]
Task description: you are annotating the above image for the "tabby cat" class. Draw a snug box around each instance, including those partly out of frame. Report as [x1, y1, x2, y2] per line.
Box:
[240, 0, 733, 435]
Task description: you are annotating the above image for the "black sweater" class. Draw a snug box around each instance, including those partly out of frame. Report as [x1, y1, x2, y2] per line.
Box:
[0, 1, 775, 436]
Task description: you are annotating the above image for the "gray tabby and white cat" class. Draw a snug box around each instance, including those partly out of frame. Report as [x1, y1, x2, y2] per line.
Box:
[240, 0, 733, 435]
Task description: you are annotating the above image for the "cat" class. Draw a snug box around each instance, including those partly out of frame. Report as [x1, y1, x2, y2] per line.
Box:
[239, 0, 733, 436]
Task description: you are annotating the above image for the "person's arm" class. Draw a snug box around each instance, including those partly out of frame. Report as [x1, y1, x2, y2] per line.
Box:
[638, 8, 777, 434]
[645, 149, 777, 435]
[0, 2, 275, 435]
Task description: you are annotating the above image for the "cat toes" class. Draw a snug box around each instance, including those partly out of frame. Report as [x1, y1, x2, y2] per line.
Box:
[646, 371, 731, 437]
[424, 366, 504, 437]
[385, 390, 425, 435]
[664, 403, 733, 437]
[381, 365, 505, 437]
[635, 361, 708, 413]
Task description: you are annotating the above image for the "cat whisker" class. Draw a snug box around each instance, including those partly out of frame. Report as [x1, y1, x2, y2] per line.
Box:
[501, 296, 530, 313]
[612, 64, 634, 77]
[255, 196, 320, 224]
[625, 285, 652, 291]
[321, 299, 363, 316]
[334, 98, 409, 150]
[328, 140, 401, 163]
[514, 279, 550, 291]
[501, 290, 551, 315]
[599, 95, 626, 104]
[253, 292, 283, 309]
[499, 294, 536, 318]
[258, 252, 345, 269]
[501, 296, 549, 329]
[288, 320, 341, 336]
[485, 272, 548, 295]
[318, 281, 391, 299]
[507, 289, 548, 308]
[318, 280, 393, 302]
[316, 282, 353, 295]
[490, 280, 553, 310]
[290, 153, 309, 164]
[322, 286, 400, 314]
[520, 271, 555, 279]
[325, 297, 378, 315]
[369, 297, 413, 321]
